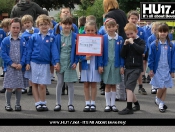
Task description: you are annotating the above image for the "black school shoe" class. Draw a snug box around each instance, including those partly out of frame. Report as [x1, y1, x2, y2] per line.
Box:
[46, 87, 50, 95]
[83, 105, 91, 112]
[15, 105, 22, 111]
[118, 108, 133, 115]
[159, 108, 166, 113]
[142, 75, 146, 83]
[36, 104, 43, 112]
[68, 105, 75, 112]
[27, 87, 32, 95]
[54, 104, 61, 111]
[5, 105, 13, 111]
[104, 105, 111, 112]
[22, 89, 27, 94]
[90, 105, 96, 112]
[138, 88, 147, 95]
[42, 104, 49, 111]
[132, 105, 140, 111]
[151, 89, 157, 94]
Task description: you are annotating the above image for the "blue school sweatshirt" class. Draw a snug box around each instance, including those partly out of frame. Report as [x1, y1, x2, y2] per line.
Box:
[101, 34, 124, 67]
[26, 32, 59, 65]
[21, 28, 39, 42]
[148, 41, 175, 74]
[1, 36, 27, 71]
[54, 32, 79, 66]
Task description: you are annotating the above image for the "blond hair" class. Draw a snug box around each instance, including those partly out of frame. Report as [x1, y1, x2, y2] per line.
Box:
[103, 0, 119, 13]
[151, 22, 161, 34]
[84, 20, 98, 33]
[124, 23, 137, 32]
[21, 15, 33, 24]
[86, 15, 96, 22]
[1, 18, 11, 28]
[35, 14, 51, 27]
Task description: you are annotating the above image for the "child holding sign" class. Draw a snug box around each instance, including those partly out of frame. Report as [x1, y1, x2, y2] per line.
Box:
[79, 21, 102, 112]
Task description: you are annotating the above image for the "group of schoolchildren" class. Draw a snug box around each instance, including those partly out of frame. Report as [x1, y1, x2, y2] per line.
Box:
[0, 7, 174, 115]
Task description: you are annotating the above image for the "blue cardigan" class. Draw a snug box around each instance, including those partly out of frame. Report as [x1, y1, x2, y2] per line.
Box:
[148, 41, 175, 74]
[1, 36, 27, 71]
[55, 32, 79, 66]
[100, 34, 124, 68]
[26, 33, 59, 65]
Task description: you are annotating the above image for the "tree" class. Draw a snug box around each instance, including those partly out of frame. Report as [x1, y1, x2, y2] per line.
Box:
[0, 0, 14, 15]
[33, 0, 81, 11]
[118, 0, 175, 14]
[74, 0, 104, 27]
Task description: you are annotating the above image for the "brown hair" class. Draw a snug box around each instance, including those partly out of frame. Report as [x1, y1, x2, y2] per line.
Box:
[21, 15, 33, 24]
[104, 18, 118, 33]
[103, 0, 119, 13]
[124, 23, 137, 32]
[156, 23, 171, 48]
[127, 10, 139, 19]
[1, 18, 11, 28]
[78, 16, 86, 27]
[35, 14, 51, 27]
[56, 16, 73, 34]
[10, 17, 22, 29]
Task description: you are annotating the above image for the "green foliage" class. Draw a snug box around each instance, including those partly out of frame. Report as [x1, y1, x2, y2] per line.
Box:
[33, 0, 81, 11]
[0, 0, 14, 15]
[74, 0, 104, 27]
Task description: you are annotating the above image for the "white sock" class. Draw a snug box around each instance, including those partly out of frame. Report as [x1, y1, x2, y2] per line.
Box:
[35, 101, 41, 106]
[105, 92, 111, 106]
[155, 96, 160, 105]
[111, 92, 116, 106]
[91, 101, 95, 108]
[85, 101, 90, 105]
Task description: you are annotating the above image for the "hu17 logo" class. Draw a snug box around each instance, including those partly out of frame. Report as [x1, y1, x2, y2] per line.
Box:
[140, 2, 175, 20]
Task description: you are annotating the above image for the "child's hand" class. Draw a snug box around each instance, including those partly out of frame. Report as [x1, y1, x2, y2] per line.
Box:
[16, 64, 22, 70]
[124, 39, 129, 45]
[86, 55, 91, 60]
[128, 38, 134, 44]
[72, 63, 76, 70]
[98, 67, 103, 74]
[171, 73, 174, 78]
[142, 54, 145, 57]
[26, 64, 30, 70]
[11, 63, 17, 68]
[149, 70, 154, 77]
[54, 63, 60, 72]
[120, 67, 124, 75]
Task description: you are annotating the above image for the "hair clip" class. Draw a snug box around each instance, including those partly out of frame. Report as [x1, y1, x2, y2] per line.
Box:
[104, 18, 115, 25]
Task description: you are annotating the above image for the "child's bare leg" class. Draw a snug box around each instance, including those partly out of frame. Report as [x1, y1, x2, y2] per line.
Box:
[32, 83, 40, 102]
[39, 84, 46, 102]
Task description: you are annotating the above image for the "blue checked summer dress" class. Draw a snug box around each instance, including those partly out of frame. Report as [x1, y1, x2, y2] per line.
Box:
[102, 39, 121, 84]
[57, 32, 78, 82]
[150, 43, 173, 88]
[81, 56, 101, 82]
[30, 34, 51, 85]
[3, 38, 25, 89]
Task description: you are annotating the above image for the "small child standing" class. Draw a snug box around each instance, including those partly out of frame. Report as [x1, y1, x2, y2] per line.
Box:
[21, 15, 39, 95]
[26, 15, 59, 111]
[54, 16, 78, 112]
[100, 18, 124, 112]
[1, 17, 27, 111]
[118, 23, 145, 115]
[80, 21, 102, 112]
[148, 23, 175, 113]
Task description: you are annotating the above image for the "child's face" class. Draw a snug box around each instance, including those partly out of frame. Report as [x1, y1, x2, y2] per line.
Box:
[38, 21, 50, 34]
[125, 30, 138, 39]
[61, 23, 72, 33]
[85, 25, 96, 34]
[152, 27, 157, 34]
[128, 15, 139, 25]
[23, 21, 33, 30]
[2, 26, 10, 33]
[158, 31, 168, 40]
[10, 22, 21, 36]
[60, 8, 71, 18]
[105, 25, 117, 35]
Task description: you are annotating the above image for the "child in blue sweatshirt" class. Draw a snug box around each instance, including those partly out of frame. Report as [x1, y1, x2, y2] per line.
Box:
[99, 18, 124, 112]
[54, 16, 78, 112]
[1, 18, 27, 111]
[148, 23, 175, 113]
[26, 15, 59, 112]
